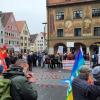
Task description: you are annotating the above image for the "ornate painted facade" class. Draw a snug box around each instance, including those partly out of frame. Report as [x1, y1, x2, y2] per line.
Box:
[47, 0, 100, 54]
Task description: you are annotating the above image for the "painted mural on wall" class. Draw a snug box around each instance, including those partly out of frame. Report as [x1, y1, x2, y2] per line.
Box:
[50, 14, 55, 34]
[65, 20, 73, 33]
[83, 18, 91, 33]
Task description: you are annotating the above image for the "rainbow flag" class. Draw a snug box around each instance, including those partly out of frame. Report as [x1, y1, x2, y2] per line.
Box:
[66, 48, 85, 100]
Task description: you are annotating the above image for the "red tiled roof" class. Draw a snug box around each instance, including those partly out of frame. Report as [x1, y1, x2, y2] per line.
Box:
[16, 21, 25, 33]
[0, 12, 12, 27]
[47, 0, 96, 6]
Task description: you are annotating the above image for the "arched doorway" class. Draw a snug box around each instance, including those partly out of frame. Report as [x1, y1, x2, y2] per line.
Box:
[54, 43, 67, 54]
[90, 42, 100, 54]
[74, 42, 86, 54]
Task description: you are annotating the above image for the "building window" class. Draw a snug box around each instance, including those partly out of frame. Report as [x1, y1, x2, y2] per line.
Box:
[17, 41, 19, 45]
[20, 37, 23, 40]
[0, 38, 3, 43]
[25, 43, 27, 46]
[9, 40, 11, 44]
[1, 31, 3, 35]
[24, 37, 27, 40]
[56, 12, 64, 20]
[24, 30, 28, 35]
[21, 43, 23, 46]
[41, 37, 43, 39]
[94, 27, 100, 36]
[57, 29, 63, 37]
[92, 8, 100, 17]
[73, 10, 83, 19]
[8, 26, 10, 29]
[74, 28, 81, 36]
[7, 33, 8, 36]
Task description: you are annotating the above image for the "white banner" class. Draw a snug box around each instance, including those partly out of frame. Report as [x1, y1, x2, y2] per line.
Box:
[62, 60, 74, 70]
[67, 42, 74, 47]
[57, 46, 63, 54]
[14, 46, 20, 52]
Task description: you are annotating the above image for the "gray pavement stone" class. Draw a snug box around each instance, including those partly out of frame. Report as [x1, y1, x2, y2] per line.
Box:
[32, 67, 70, 100]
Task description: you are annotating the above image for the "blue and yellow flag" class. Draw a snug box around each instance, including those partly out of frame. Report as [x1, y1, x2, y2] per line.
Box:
[66, 48, 85, 100]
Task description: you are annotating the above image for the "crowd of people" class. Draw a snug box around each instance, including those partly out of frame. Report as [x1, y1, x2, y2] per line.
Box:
[0, 58, 38, 100]
[4, 52, 64, 70]
[0, 50, 100, 100]
[4, 50, 98, 71]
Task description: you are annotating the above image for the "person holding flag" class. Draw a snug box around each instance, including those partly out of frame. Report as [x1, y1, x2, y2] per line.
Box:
[66, 47, 85, 100]
[66, 47, 100, 100]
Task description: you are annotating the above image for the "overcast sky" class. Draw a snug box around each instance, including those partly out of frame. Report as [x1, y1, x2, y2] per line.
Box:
[0, 0, 46, 34]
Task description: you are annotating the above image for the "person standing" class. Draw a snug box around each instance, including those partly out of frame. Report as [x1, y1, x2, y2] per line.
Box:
[32, 53, 37, 67]
[11, 59, 38, 100]
[27, 52, 33, 71]
[72, 66, 100, 100]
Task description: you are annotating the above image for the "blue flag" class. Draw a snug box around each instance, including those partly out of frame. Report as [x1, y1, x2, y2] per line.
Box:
[66, 48, 85, 100]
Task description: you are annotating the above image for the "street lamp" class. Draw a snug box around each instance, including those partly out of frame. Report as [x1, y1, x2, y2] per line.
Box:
[42, 22, 47, 52]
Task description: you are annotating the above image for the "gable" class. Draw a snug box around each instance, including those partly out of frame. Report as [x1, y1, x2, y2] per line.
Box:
[22, 22, 30, 35]
[5, 13, 19, 33]
[16, 21, 25, 33]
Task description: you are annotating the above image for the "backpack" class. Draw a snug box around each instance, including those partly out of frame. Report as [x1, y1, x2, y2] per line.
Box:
[11, 76, 38, 100]
[0, 77, 12, 100]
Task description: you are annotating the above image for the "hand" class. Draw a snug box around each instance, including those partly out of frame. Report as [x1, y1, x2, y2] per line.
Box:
[87, 74, 94, 85]
[25, 72, 37, 83]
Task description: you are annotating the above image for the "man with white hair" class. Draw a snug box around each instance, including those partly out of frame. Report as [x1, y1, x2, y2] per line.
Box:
[11, 59, 37, 100]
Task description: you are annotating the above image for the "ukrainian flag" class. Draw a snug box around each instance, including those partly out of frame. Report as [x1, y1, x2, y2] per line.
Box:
[66, 48, 85, 100]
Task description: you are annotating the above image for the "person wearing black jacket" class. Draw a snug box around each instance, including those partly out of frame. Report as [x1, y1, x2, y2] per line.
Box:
[5, 54, 11, 68]
[27, 53, 33, 71]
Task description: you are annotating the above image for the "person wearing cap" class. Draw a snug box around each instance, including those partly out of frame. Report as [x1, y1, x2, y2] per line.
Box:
[72, 66, 100, 100]
[10, 59, 38, 100]
[92, 66, 100, 81]
[92, 66, 100, 100]
[14, 59, 37, 82]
